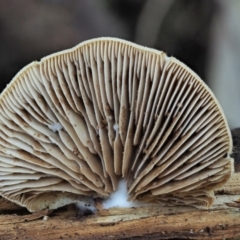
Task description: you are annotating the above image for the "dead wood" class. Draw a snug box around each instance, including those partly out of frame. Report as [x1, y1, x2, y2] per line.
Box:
[0, 173, 239, 240]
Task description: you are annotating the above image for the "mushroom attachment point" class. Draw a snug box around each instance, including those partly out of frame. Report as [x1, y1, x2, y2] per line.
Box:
[0, 38, 234, 212]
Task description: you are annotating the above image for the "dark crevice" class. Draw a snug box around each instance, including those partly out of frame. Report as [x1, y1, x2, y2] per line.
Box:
[231, 128, 240, 172]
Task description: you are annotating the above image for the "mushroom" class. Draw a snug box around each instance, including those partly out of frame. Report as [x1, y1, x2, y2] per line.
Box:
[0, 37, 234, 212]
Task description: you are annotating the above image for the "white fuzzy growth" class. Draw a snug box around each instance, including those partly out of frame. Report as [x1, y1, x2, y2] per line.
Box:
[113, 123, 119, 132]
[103, 180, 146, 209]
[48, 122, 63, 132]
[42, 195, 96, 213]
[75, 199, 96, 213]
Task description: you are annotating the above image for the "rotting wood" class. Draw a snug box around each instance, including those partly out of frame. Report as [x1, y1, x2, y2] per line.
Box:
[0, 173, 239, 240]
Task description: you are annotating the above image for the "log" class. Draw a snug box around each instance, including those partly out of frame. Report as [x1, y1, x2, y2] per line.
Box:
[0, 173, 239, 240]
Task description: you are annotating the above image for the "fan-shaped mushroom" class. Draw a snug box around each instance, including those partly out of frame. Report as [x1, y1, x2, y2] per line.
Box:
[0, 38, 234, 212]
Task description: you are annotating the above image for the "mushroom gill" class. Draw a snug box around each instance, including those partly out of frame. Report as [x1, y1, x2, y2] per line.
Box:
[0, 38, 234, 212]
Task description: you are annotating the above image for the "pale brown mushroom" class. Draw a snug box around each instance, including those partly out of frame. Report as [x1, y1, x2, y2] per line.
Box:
[0, 38, 234, 212]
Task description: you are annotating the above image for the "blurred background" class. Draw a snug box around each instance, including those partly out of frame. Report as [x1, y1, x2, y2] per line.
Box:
[0, 0, 239, 128]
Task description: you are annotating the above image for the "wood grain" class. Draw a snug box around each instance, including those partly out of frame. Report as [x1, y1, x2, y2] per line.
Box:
[0, 173, 239, 240]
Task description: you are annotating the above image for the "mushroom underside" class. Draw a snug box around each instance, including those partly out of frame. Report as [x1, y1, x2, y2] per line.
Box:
[0, 38, 233, 212]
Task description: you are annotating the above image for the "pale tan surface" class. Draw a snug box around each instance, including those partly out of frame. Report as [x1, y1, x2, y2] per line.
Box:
[0, 38, 234, 211]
